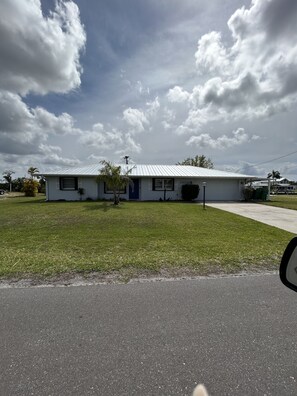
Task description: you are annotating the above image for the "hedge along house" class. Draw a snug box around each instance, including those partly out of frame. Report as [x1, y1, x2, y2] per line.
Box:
[41, 164, 257, 202]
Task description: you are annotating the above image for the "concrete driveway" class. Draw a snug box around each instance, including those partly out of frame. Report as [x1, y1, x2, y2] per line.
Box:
[206, 202, 297, 234]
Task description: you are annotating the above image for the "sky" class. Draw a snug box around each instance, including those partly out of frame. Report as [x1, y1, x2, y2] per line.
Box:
[0, 0, 297, 179]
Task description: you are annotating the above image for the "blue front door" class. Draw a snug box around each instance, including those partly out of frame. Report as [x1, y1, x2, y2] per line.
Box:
[129, 178, 140, 200]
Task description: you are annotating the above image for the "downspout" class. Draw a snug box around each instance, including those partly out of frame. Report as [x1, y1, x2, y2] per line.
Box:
[46, 178, 49, 201]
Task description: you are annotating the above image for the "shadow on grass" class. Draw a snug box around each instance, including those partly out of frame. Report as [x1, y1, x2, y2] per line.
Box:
[84, 201, 125, 212]
[13, 198, 47, 204]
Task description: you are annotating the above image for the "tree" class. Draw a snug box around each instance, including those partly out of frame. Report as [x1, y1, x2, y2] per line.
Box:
[2, 170, 15, 192]
[28, 166, 39, 179]
[267, 170, 281, 193]
[12, 177, 25, 192]
[97, 160, 132, 205]
[23, 178, 39, 197]
[177, 155, 214, 169]
[38, 176, 46, 193]
[267, 170, 281, 180]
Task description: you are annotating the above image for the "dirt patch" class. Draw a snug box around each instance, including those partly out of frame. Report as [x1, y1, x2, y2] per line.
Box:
[0, 192, 25, 199]
[0, 265, 278, 288]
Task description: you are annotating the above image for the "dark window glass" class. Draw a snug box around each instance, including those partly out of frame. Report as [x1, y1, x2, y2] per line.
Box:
[152, 178, 174, 191]
[60, 177, 77, 190]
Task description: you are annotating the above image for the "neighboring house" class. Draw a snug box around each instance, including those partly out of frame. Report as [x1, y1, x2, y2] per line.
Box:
[40, 164, 257, 202]
[278, 178, 291, 184]
[252, 178, 296, 193]
[251, 180, 270, 188]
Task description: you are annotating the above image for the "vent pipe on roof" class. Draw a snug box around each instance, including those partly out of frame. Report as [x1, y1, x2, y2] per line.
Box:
[124, 155, 129, 165]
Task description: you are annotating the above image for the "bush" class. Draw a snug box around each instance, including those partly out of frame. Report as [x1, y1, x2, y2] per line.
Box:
[243, 186, 254, 201]
[181, 184, 200, 201]
[23, 179, 39, 197]
[12, 177, 25, 192]
[38, 177, 46, 193]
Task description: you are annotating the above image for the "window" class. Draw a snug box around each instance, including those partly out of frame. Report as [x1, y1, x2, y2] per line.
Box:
[104, 183, 126, 194]
[60, 177, 78, 190]
[152, 178, 174, 191]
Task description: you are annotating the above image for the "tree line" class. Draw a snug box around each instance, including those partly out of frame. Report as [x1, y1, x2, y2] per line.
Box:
[1, 167, 45, 196]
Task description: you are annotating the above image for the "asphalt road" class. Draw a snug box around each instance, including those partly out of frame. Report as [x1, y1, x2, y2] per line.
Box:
[1, 274, 297, 396]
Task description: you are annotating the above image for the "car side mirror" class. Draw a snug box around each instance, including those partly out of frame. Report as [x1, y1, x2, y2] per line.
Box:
[280, 237, 297, 293]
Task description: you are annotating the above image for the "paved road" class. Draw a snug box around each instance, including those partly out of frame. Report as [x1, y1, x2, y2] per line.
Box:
[206, 203, 297, 234]
[1, 275, 297, 396]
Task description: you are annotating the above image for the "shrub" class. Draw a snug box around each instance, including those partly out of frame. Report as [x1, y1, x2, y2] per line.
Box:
[23, 179, 39, 197]
[243, 186, 254, 201]
[77, 187, 85, 201]
[38, 177, 46, 193]
[181, 184, 200, 201]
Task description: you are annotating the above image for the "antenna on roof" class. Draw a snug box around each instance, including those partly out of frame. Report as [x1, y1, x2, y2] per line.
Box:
[124, 155, 129, 165]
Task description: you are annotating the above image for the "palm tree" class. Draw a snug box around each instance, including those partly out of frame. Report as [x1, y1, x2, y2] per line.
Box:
[2, 170, 15, 192]
[267, 170, 281, 192]
[97, 160, 132, 205]
[267, 170, 281, 180]
[28, 166, 39, 179]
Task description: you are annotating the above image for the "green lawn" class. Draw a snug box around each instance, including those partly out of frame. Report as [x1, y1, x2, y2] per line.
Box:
[261, 195, 297, 211]
[0, 196, 293, 279]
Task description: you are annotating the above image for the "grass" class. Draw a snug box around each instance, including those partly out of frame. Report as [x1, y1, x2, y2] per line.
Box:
[0, 196, 293, 279]
[261, 195, 297, 211]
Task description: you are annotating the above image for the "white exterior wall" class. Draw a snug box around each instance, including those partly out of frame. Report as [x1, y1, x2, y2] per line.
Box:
[46, 176, 98, 201]
[97, 180, 129, 201]
[46, 176, 245, 201]
[140, 178, 244, 201]
[196, 179, 244, 201]
[139, 178, 180, 200]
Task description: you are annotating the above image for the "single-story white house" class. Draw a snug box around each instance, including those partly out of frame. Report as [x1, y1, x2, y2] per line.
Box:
[41, 164, 257, 202]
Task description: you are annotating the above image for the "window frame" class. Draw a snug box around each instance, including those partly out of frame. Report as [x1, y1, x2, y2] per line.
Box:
[59, 177, 78, 191]
[104, 182, 127, 195]
[152, 178, 174, 191]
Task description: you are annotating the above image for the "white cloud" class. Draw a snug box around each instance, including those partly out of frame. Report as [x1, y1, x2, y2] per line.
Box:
[0, 0, 86, 96]
[33, 107, 79, 135]
[122, 97, 161, 135]
[186, 128, 259, 149]
[87, 154, 106, 162]
[0, 91, 34, 133]
[38, 143, 80, 166]
[136, 80, 150, 95]
[0, 91, 80, 155]
[123, 108, 149, 133]
[116, 133, 142, 155]
[78, 123, 142, 156]
[0, 0, 86, 164]
[146, 97, 160, 118]
[195, 31, 230, 75]
[237, 162, 263, 176]
[39, 144, 62, 154]
[169, 0, 297, 133]
[0, 147, 80, 172]
[182, 107, 217, 132]
[40, 153, 81, 167]
[79, 123, 124, 150]
[167, 86, 191, 103]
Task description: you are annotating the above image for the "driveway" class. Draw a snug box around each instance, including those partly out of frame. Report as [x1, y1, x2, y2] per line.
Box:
[207, 202, 297, 234]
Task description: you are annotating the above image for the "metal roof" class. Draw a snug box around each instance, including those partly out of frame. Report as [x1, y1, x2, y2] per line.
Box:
[40, 164, 256, 179]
